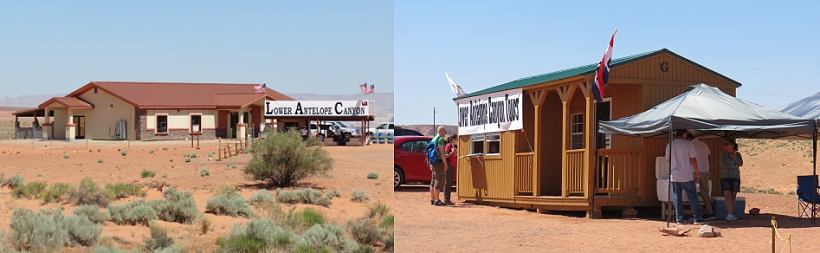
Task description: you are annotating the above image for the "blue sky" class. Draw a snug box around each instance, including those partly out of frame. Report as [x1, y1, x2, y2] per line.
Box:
[0, 1, 393, 98]
[395, 1, 820, 125]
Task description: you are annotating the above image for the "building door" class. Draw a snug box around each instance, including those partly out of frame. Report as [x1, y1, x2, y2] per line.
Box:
[229, 112, 239, 138]
[73, 116, 85, 139]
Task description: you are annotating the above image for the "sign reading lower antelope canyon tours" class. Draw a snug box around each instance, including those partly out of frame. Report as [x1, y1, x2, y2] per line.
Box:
[265, 100, 374, 117]
[456, 88, 522, 135]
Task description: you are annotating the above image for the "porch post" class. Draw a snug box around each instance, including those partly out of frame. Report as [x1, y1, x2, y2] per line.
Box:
[237, 108, 246, 140]
[528, 89, 547, 197]
[66, 109, 75, 141]
[582, 81, 601, 218]
[43, 108, 51, 140]
[556, 84, 577, 197]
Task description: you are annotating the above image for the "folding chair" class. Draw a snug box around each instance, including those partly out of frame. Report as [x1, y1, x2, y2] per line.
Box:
[796, 175, 820, 218]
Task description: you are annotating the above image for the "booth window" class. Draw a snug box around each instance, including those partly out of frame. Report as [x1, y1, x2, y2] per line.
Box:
[486, 132, 500, 154]
[191, 115, 201, 133]
[156, 115, 168, 133]
[571, 113, 584, 149]
[470, 134, 484, 154]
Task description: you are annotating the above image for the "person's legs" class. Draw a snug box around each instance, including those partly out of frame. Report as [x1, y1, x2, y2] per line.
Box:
[443, 164, 455, 204]
[672, 182, 685, 223]
[681, 181, 702, 219]
[698, 172, 713, 215]
[431, 163, 445, 205]
[429, 165, 436, 204]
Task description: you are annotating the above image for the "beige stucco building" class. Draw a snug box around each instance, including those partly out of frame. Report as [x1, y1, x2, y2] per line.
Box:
[36, 81, 293, 141]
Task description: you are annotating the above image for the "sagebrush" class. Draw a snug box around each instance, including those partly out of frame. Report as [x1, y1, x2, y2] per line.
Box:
[245, 130, 333, 187]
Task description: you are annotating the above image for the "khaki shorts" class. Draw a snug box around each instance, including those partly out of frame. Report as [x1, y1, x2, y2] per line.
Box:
[698, 172, 710, 194]
[430, 163, 446, 191]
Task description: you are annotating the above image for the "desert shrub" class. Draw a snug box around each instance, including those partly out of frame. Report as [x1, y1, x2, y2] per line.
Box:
[12, 181, 48, 199]
[169, 158, 174, 162]
[382, 232, 394, 252]
[143, 220, 174, 252]
[104, 182, 146, 200]
[141, 169, 156, 178]
[149, 150, 155, 154]
[94, 246, 138, 253]
[351, 189, 370, 203]
[64, 154, 70, 159]
[63, 214, 102, 247]
[74, 205, 111, 224]
[121, 150, 128, 156]
[2, 174, 24, 189]
[40, 183, 72, 204]
[185, 158, 191, 163]
[108, 201, 157, 226]
[7, 208, 69, 252]
[249, 189, 274, 205]
[213, 185, 237, 196]
[347, 217, 383, 246]
[70, 177, 110, 207]
[190, 153, 198, 158]
[200, 169, 210, 177]
[380, 215, 394, 229]
[276, 188, 332, 207]
[206, 192, 253, 218]
[366, 172, 378, 179]
[98, 159, 104, 163]
[368, 201, 390, 219]
[295, 223, 358, 253]
[326, 190, 341, 199]
[147, 186, 199, 224]
[198, 215, 212, 235]
[217, 218, 295, 253]
[298, 208, 325, 228]
[245, 130, 333, 187]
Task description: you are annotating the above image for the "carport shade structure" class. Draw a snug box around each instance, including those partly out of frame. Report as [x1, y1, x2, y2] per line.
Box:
[778, 91, 820, 224]
[598, 83, 818, 225]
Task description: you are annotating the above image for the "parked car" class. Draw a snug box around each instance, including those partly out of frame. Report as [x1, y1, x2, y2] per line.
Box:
[394, 127, 423, 136]
[394, 136, 456, 190]
[369, 122, 393, 137]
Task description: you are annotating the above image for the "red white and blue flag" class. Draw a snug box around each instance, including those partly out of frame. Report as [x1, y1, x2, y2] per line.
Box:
[591, 29, 617, 103]
[359, 83, 374, 94]
[254, 83, 267, 94]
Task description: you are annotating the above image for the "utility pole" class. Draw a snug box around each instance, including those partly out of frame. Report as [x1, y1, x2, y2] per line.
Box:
[433, 107, 437, 135]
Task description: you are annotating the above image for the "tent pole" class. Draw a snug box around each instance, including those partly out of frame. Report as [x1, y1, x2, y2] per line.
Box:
[813, 128, 817, 225]
[667, 126, 673, 227]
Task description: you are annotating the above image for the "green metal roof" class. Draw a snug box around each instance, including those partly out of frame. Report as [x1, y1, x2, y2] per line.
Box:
[456, 48, 742, 100]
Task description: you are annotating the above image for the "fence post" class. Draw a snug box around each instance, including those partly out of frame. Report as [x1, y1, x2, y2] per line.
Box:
[771, 216, 776, 253]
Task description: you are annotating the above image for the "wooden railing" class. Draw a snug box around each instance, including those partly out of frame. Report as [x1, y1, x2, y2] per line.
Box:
[514, 152, 533, 195]
[595, 149, 641, 193]
[565, 150, 585, 195]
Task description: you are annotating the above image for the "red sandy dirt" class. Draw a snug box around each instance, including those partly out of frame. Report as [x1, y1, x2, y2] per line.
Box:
[396, 140, 820, 252]
[0, 139, 393, 252]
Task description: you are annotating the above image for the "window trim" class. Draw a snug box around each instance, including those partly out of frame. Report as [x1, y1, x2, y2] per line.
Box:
[570, 113, 584, 150]
[156, 114, 169, 134]
[486, 132, 501, 155]
[190, 114, 202, 134]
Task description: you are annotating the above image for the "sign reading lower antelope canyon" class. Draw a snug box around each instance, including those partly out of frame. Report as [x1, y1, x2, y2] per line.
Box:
[456, 88, 522, 135]
[264, 100, 374, 117]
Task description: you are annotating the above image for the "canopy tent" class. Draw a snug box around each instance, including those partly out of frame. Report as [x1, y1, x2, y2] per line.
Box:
[599, 84, 816, 139]
[598, 83, 817, 225]
[778, 91, 820, 126]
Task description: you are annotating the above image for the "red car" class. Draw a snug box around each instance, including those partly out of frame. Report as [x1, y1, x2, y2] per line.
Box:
[394, 136, 456, 190]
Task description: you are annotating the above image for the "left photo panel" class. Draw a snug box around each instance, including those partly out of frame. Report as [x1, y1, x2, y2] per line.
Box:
[0, 1, 394, 252]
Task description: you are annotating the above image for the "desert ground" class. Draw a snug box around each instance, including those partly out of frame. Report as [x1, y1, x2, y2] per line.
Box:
[395, 139, 820, 252]
[0, 138, 393, 252]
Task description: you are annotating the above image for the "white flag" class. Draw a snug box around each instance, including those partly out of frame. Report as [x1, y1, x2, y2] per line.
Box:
[445, 70, 467, 97]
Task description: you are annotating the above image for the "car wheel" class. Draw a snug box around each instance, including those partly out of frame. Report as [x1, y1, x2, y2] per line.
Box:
[394, 167, 404, 190]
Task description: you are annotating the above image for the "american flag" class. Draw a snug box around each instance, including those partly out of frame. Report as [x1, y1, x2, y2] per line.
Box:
[360, 83, 374, 94]
[254, 83, 267, 94]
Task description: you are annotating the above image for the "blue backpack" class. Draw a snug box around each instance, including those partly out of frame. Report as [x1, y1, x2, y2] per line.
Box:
[426, 136, 443, 165]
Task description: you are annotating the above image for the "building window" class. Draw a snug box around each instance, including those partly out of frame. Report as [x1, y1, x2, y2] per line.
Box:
[191, 115, 201, 133]
[156, 115, 168, 133]
[470, 134, 484, 154]
[571, 113, 584, 149]
[94, 87, 98, 94]
[486, 132, 500, 154]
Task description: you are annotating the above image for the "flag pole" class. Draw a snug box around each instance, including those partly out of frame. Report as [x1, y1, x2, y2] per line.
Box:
[591, 99, 599, 219]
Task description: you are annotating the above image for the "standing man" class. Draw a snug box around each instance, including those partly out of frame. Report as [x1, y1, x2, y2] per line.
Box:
[665, 129, 708, 225]
[429, 126, 447, 206]
[687, 133, 716, 220]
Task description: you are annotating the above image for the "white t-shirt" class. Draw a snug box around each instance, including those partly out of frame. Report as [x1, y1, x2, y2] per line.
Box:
[665, 138, 697, 182]
[690, 138, 711, 173]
